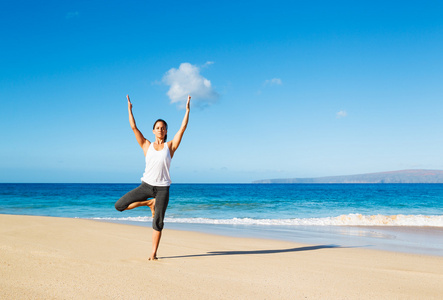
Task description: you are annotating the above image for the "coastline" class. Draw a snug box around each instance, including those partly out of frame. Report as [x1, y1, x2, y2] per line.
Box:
[1, 214, 443, 299]
[105, 218, 443, 257]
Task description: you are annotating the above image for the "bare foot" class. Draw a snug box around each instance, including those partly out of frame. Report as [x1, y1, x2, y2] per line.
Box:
[148, 256, 158, 261]
[146, 198, 156, 217]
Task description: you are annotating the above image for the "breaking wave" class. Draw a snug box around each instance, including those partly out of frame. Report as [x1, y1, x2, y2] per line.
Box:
[93, 213, 443, 227]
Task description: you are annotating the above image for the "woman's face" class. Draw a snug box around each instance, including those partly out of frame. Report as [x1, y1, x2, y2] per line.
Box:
[153, 121, 167, 139]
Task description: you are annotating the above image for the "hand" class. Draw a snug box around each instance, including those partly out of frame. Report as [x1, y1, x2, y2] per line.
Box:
[186, 95, 191, 110]
[127, 94, 132, 110]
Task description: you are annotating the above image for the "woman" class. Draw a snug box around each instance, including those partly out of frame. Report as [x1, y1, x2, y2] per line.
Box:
[115, 94, 191, 260]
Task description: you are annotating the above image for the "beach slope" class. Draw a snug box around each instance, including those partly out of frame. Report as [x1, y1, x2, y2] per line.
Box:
[1, 214, 442, 299]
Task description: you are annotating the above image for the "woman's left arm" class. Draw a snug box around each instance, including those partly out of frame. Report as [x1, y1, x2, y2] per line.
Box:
[169, 95, 191, 158]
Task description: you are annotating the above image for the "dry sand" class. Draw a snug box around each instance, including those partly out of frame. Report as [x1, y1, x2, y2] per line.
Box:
[1, 214, 442, 299]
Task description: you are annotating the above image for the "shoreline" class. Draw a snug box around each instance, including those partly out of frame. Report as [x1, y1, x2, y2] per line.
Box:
[1, 214, 443, 299]
[102, 218, 443, 257]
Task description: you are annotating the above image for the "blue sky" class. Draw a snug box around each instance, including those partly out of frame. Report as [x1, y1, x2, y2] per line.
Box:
[1, 0, 443, 183]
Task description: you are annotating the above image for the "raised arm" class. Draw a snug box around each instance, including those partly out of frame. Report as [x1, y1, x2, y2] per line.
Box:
[127, 95, 150, 154]
[169, 95, 191, 158]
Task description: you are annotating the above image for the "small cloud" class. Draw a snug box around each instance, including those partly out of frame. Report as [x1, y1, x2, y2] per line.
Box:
[264, 78, 282, 86]
[336, 110, 348, 118]
[162, 62, 218, 108]
[66, 11, 79, 19]
[258, 78, 282, 94]
[202, 61, 214, 67]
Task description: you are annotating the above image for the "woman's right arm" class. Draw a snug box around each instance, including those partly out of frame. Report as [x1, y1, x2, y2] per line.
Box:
[127, 95, 150, 153]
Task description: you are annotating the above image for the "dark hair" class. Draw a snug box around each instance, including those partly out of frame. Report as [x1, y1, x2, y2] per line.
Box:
[153, 119, 168, 142]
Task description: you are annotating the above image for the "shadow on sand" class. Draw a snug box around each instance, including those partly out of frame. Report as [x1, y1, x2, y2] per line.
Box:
[161, 244, 342, 259]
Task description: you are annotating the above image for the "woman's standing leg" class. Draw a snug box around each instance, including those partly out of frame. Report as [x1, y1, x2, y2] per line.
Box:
[149, 186, 170, 260]
[150, 230, 162, 261]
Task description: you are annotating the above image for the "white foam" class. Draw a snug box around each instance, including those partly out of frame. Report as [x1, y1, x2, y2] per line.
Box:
[94, 214, 443, 227]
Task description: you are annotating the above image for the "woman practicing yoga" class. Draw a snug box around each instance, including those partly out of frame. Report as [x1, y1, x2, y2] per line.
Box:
[115, 94, 191, 260]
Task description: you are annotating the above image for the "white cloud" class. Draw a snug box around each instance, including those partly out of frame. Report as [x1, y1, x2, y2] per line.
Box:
[258, 78, 282, 94]
[336, 110, 348, 118]
[203, 61, 214, 67]
[162, 62, 218, 108]
[264, 78, 282, 86]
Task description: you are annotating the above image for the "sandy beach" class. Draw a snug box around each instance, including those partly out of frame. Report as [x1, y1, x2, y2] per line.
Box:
[1, 214, 442, 299]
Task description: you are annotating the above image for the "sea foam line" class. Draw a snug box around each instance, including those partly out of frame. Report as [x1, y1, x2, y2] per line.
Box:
[93, 213, 443, 227]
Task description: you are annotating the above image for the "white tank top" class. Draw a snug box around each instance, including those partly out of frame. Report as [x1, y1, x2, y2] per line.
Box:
[141, 142, 172, 186]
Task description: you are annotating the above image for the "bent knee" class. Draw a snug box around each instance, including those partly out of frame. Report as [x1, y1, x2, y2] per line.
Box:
[114, 202, 126, 212]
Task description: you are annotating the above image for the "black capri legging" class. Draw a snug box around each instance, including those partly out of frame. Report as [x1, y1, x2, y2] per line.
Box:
[115, 182, 170, 231]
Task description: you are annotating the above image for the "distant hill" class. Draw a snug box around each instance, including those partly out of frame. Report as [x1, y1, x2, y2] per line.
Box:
[253, 169, 443, 184]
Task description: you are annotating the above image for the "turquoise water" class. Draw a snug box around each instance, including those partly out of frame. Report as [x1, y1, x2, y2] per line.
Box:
[1, 183, 442, 225]
[2, 183, 443, 255]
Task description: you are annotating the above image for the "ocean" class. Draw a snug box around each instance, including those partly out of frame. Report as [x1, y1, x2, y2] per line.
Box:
[1, 183, 442, 255]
